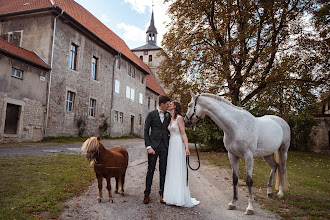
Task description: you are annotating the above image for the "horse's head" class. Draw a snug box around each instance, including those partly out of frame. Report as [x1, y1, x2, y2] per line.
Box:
[81, 136, 101, 161]
[184, 90, 204, 128]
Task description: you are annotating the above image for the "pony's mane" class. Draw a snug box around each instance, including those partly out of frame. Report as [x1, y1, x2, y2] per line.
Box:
[200, 93, 243, 110]
[81, 137, 99, 152]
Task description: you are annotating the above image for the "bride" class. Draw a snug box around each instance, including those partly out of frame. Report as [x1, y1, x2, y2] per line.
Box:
[163, 101, 200, 207]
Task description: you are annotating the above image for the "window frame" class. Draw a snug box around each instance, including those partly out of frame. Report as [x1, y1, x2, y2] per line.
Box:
[65, 91, 76, 112]
[69, 43, 78, 70]
[119, 112, 123, 123]
[91, 56, 98, 80]
[11, 68, 23, 79]
[89, 98, 96, 117]
[115, 80, 120, 94]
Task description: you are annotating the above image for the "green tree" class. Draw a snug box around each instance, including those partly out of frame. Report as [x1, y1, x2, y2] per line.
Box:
[159, 0, 328, 110]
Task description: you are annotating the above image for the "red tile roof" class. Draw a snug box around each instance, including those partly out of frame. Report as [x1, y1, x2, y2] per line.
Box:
[146, 74, 166, 96]
[0, 0, 151, 74]
[0, 38, 50, 70]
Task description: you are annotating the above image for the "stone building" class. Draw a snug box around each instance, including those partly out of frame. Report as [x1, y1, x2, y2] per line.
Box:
[0, 39, 50, 142]
[131, 9, 167, 117]
[311, 92, 330, 152]
[0, 0, 164, 142]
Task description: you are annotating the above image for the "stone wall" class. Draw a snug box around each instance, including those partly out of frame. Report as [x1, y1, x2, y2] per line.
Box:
[311, 116, 330, 152]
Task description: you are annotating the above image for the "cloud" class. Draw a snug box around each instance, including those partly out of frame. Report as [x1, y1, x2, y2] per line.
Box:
[117, 23, 145, 42]
[100, 13, 111, 26]
[123, 0, 151, 14]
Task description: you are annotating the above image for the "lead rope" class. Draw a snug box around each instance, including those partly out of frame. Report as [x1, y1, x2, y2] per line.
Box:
[186, 130, 200, 186]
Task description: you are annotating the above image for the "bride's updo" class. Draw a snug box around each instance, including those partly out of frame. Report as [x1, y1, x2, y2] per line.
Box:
[173, 101, 182, 119]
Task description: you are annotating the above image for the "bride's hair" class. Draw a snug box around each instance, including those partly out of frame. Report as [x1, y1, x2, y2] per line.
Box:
[173, 101, 182, 119]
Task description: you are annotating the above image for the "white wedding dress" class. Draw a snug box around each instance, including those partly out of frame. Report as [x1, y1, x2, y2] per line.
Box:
[163, 115, 200, 207]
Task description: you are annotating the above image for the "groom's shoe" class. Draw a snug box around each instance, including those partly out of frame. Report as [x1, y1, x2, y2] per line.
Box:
[143, 195, 150, 204]
[160, 195, 165, 204]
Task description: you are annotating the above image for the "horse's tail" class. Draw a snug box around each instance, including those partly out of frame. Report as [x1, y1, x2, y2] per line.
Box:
[274, 150, 288, 190]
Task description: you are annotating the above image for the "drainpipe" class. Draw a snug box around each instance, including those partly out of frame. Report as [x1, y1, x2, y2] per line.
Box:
[109, 53, 120, 136]
[44, 9, 64, 136]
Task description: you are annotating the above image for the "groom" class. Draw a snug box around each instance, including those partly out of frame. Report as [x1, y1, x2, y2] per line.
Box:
[143, 95, 171, 204]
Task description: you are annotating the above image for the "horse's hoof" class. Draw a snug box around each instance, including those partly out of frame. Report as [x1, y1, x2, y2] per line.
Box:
[114, 190, 118, 194]
[277, 194, 283, 198]
[267, 193, 273, 198]
[98, 199, 102, 203]
[245, 209, 254, 215]
[227, 204, 236, 210]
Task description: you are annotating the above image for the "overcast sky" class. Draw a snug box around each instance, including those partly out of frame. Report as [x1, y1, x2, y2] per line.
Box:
[74, 0, 171, 49]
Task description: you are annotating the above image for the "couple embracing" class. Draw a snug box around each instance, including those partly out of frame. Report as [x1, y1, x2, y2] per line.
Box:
[143, 95, 200, 207]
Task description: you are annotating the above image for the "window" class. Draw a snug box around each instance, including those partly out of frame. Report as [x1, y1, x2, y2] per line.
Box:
[114, 111, 118, 122]
[139, 73, 144, 84]
[126, 86, 130, 98]
[126, 63, 131, 76]
[149, 55, 152, 62]
[139, 114, 142, 125]
[140, 55, 143, 61]
[144, 51, 148, 55]
[119, 112, 123, 123]
[69, 43, 78, 70]
[139, 93, 143, 104]
[115, 58, 120, 69]
[66, 91, 75, 112]
[154, 100, 157, 109]
[131, 67, 135, 78]
[148, 97, 150, 109]
[89, 98, 96, 117]
[11, 68, 22, 79]
[130, 88, 135, 100]
[91, 56, 98, 80]
[115, 80, 120, 94]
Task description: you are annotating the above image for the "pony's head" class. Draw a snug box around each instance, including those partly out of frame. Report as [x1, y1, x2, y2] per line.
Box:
[184, 90, 204, 128]
[81, 136, 100, 161]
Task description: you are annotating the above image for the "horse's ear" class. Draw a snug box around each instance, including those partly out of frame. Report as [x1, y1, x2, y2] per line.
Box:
[97, 136, 101, 141]
[190, 90, 197, 100]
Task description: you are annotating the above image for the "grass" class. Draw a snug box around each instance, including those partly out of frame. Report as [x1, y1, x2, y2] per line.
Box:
[39, 135, 135, 144]
[0, 154, 94, 219]
[196, 151, 330, 219]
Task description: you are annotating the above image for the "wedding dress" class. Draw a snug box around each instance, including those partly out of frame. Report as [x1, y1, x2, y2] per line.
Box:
[163, 115, 200, 207]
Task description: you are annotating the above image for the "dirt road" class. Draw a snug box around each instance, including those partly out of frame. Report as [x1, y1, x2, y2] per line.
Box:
[60, 139, 280, 220]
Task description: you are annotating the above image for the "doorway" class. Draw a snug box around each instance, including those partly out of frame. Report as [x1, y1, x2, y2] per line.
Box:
[4, 103, 21, 134]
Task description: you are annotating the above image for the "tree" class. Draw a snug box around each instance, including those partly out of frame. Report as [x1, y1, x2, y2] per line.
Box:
[159, 0, 328, 111]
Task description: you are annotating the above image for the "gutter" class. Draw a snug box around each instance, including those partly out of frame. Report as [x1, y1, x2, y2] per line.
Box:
[44, 8, 64, 136]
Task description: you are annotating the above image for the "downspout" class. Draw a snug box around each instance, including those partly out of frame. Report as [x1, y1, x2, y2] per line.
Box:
[109, 53, 121, 136]
[44, 9, 64, 136]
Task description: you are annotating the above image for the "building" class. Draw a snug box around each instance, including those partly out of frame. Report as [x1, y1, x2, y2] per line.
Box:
[131, 9, 167, 115]
[0, 0, 166, 142]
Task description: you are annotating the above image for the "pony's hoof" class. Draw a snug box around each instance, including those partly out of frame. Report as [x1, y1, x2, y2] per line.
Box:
[227, 204, 236, 210]
[114, 190, 119, 194]
[98, 198, 102, 203]
[245, 209, 254, 215]
[267, 193, 273, 198]
[120, 191, 125, 196]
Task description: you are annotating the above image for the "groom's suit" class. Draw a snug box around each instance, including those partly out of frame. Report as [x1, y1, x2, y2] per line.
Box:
[144, 109, 171, 196]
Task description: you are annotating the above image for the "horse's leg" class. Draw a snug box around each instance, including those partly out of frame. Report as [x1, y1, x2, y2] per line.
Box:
[244, 152, 254, 215]
[277, 147, 289, 198]
[106, 177, 113, 203]
[97, 176, 103, 202]
[120, 171, 126, 195]
[114, 177, 119, 194]
[263, 155, 278, 198]
[227, 152, 239, 210]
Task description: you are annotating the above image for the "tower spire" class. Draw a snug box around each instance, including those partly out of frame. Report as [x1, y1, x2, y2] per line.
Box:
[146, 3, 158, 45]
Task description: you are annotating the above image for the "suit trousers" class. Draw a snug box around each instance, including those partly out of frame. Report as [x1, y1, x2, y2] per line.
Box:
[144, 139, 168, 196]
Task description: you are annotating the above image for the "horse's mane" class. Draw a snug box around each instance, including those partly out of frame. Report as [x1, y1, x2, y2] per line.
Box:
[200, 93, 243, 110]
[81, 136, 99, 152]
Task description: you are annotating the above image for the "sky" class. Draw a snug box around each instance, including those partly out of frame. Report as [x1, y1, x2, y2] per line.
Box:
[74, 0, 171, 49]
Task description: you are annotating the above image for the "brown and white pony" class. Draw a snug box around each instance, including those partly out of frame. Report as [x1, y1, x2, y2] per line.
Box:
[81, 136, 129, 203]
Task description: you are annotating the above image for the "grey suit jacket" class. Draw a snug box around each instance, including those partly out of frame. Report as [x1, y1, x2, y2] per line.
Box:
[144, 109, 171, 149]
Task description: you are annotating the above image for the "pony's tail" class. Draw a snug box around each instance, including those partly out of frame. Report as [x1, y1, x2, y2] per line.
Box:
[275, 150, 288, 190]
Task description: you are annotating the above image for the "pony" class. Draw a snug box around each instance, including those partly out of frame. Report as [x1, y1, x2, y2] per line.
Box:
[184, 91, 290, 215]
[81, 136, 129, 203]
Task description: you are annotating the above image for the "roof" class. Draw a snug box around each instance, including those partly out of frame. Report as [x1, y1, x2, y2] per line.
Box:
[0, 0, 151, 75]
[0, 38, 50, 70]
[146, 73, 166, 96]
[131, 43, 162, 51]
[146, 10, 157, 34]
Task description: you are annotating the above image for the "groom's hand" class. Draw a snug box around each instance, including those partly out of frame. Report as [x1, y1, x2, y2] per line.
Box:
[147, 148, 155, 155]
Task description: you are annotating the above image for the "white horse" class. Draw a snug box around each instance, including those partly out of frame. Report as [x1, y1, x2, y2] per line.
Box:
[184, 91, 290, 215]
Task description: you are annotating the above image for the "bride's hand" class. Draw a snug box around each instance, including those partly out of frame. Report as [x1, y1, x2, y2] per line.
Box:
[186, 149, 190, 156]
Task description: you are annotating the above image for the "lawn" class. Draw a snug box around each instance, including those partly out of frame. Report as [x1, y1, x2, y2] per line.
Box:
[197, 151, 330, 219]
[0, 154, 94, 219]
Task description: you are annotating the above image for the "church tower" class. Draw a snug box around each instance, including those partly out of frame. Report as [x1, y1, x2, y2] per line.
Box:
[131, 6, 165, 92]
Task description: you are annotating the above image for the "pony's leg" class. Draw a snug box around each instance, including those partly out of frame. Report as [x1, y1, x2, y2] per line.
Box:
[114, 177, 119, 194]
[106, 177, 113, 203]
[120, 172, 126, 195]
[227, 152, 239, 210]
[244, 152, 254, 215]
[97, 177, 103, 202]
[263, 155, 278, 198]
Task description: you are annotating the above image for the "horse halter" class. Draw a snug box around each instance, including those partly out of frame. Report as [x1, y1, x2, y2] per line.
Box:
[186, 94, 201, 125]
